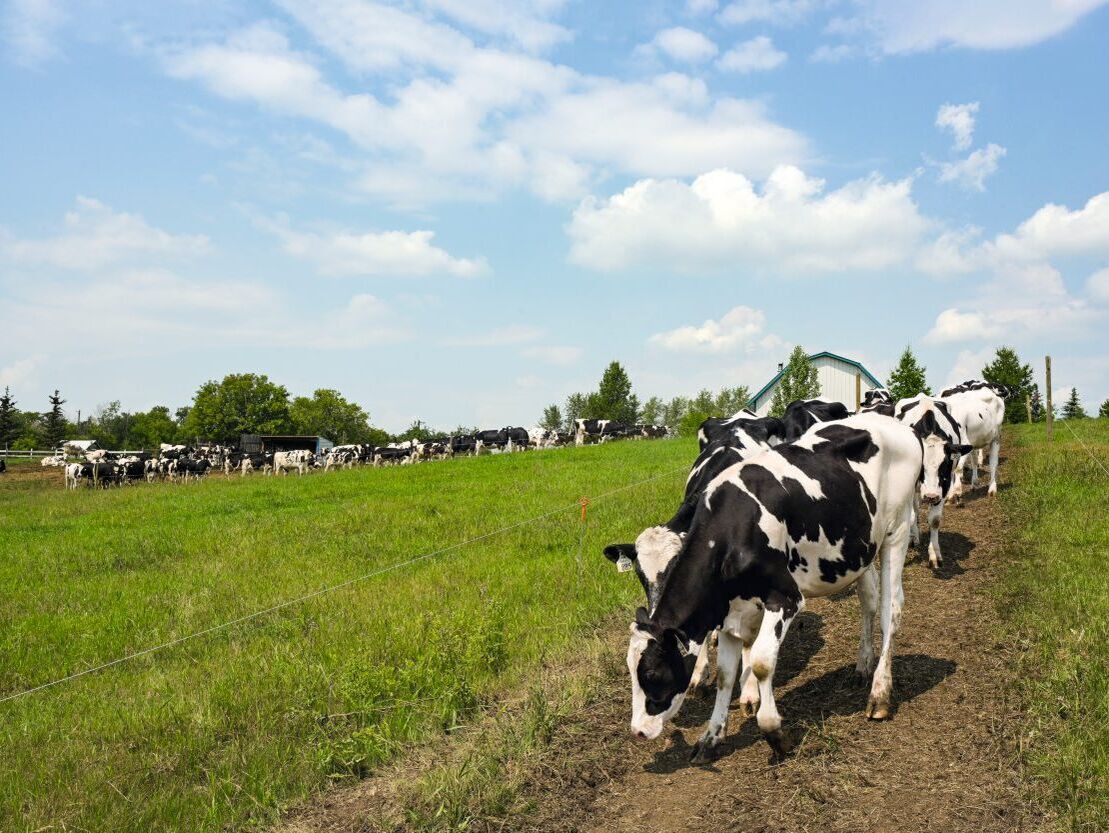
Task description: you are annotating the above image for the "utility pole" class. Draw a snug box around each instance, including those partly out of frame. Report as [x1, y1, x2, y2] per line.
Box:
[1045, 356, 1053, 442]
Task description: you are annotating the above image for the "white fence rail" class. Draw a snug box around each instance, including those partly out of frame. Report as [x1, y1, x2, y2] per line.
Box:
[0, 449, 150, 458]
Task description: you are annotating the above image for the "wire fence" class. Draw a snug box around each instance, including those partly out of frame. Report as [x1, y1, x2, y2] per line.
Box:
[1058, 418, 1109, 478]
[0, 463, 687, 707]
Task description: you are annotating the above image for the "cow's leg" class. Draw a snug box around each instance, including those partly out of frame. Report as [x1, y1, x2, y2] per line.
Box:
[948, 455, 967, 505]
[691, 628, 741, 762]
[986, 437, 1000, 496]
[867, 515, 909, 720]
[910, 493, 921, 548]
[751, 599, 802, 758]
[689, 629, 716, 691]
[969, 449, 980, 487]
[736, 608, 762, 716]
[856, 564, 878, 678]
[927, 501, 944, 569]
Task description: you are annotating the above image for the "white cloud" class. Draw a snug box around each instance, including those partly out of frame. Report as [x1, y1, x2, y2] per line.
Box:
[809, 43, 855, 62]
[687, 0, 719, 14]
[846, 0, 1109, 53]
[717, 35, 788, 72]
[0, 355, 43, 388]
[448, 325, 544, 347]
[1087, 267, 1109, 303]
[520, 345, 583, 365]
[0, 197, 210, 271]
[2, 0, 64, 67]
[936, 102, 978, 150]
[718, 0, 817, 26]
[924, 299, 1097, 344]
[924, 309, 1000, 343]
[162, 4, 807, 204]
[944, 347, 995, 386]
[649, 305, 785, 354]
[937, 143, 1007, 191]
[646, 27, 718, 63]
[569, 165, 930, 273]
[254, 215, 488, 278]
[418, 0, 571, 53]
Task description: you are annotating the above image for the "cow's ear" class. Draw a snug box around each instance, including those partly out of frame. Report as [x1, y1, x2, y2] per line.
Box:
[603, 543, 636, 564]
[949, 443, 973, 456]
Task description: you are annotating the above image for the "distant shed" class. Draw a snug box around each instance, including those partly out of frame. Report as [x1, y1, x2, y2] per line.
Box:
[750, 351, 882, 416]
[240, 434, 334, 454]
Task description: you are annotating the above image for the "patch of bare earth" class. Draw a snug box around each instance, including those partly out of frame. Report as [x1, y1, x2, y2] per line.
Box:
[278, 469, 1045, 833]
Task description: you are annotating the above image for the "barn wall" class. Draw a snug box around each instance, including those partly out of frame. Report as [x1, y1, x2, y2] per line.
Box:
[752, 355, 879, 416]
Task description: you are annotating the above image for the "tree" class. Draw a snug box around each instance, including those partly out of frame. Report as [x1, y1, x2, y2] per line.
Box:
[589, 361, 638, 424]
[886, 346, 930, 401]
[769, 347, 820, 417]
[982, 346, 1035, 423]
[639, 396, 664, 426]
[395, 420, 437, 443]
[0, 387, 18, 448]
[539, 404, 562, 432]
[714, 386, 751, 416]
[182, 373, 291, 443]
[42, 389, 68, 448]
[662, 396, 689, 427]
[289, 389, 373, 443]
[1029, 384, 1045, 422]
[127, 406, 179, 449]
[563, 392, 588, 432]
[1099, 399, 1109, 419]
[89, 400, 131, 449]
[1061, 388, 1086, 420]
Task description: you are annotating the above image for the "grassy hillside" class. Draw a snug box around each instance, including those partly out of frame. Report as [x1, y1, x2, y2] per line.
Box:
[999, 420, 1109, 832]
[0, 439, 696, 832]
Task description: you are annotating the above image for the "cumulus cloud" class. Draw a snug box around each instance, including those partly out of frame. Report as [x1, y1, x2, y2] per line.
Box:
[2, 0, 64, 67]
[418, 0, 572, 53]
[649, 305, 785, 354]
[254, 215, 488, 278]
[687, 0, 719, 14]
[0, 197, 210, 270]
[937, 143, 1006, 191]
[644, 27, 718, 63]
[0, 355, 43, 388]
[161, 3, 807, 204]
[1088, 267, 1109, 303]
[936, 102, 978, 150]
[717, 35, 787, 72]
[809, 43, 855, 62]
[569, 165, 930, 274]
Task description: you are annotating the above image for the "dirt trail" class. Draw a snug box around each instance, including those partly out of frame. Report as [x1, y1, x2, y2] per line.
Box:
[282, 473, 1043, 833]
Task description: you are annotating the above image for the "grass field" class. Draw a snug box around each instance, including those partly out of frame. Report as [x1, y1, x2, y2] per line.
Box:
[999, 420, 1109, 832]
[0, 439, 696, 832]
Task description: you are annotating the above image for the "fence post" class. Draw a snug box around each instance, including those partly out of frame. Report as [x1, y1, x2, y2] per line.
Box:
[1025, 393, 1032, 424]
[855, 372, 862, 412]
[1045, 355, 1054, 442]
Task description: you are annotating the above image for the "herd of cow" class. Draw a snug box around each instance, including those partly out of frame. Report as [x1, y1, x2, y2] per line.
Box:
[603, 380, 1008, 762]
[40, 420, 673, 489]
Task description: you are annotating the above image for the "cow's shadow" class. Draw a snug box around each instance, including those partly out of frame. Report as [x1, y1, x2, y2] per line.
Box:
[647, 653, 956, 773]
[672, 611, 826, 729]
[921, 531, 975, 580]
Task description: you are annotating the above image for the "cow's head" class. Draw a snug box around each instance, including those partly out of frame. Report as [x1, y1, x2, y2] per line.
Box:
[628, 607, 696, 739]
[919, 434, 970, 505]
[603, 524, 685, 606]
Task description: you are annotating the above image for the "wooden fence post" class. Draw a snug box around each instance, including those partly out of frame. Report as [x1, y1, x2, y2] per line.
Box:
[855, 373, 862, 413]
[1045, 355, 1053, 442]
[1025, 393, 1032, 424]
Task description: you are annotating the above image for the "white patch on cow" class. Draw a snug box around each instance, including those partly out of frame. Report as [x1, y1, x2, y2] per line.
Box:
[633, 525, 683, 594]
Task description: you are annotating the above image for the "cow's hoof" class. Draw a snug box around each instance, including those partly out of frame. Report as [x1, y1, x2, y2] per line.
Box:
[865, 699, 890, 720]
[764, 729, 791, 762]
[738, 697, 759, 717]
[690, 734, 721, 763]
[988, 485, 997, 497]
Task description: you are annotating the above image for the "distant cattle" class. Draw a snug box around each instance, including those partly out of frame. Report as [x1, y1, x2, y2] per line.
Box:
[374, 446, 412, 466]
[574, 419, 633, 446]
[624, 414, 922, 761]
[475, 427, 529, 453]
[41, 454, 67, 468]
[273, 450, 312, 476]
[0, 458, 6, 474]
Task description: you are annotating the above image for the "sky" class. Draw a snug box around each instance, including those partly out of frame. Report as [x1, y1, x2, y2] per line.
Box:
[1, 0, 1108, 431]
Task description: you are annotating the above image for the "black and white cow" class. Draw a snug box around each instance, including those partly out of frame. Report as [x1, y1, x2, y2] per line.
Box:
[698, 411, 785, 451]
[940, 380, 1013, 399]
[175, 457, 212, 481]
[0, 458, 5, 474]
[895, 396, 973, 568]
[604, 422, 777, 690]
[273, 449, 312, 475]
[639, 424, 670, 439]
[938, 380, 1007, 500]
[861, 389, 895, 416]
[449, 435, 478, 456]
[574, 419, 632, 446]
[781, 398, 851, 441]
[373, 445, 412, 466]
[624, 414, 922, 760]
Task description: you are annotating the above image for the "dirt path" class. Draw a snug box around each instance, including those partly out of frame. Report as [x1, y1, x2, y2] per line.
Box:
[281, 472, 1043, 833]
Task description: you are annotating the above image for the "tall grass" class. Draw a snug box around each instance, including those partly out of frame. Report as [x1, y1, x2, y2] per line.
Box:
[0, 439, 695, 831]
[999, 420, 1109, 832]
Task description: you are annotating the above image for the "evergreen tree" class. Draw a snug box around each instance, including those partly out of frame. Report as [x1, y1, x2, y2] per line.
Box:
[539, 404, 562, 432]
[1099, 399, 1109, 419]
[886, 346, 930, 401]
[769, 347, 820, 417]
[982, 346, 1035, 423]
[590, 361, 639, 424]
[563, 392, 587, 432]
[1061, 388, 1087, 420]
[42, 389, 68, 448]
[1029, 385, 1045, 422]
[0, 386, 18, 448]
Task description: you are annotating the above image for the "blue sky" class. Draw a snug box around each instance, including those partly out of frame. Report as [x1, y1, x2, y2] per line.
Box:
[2, 0, 1107, 431]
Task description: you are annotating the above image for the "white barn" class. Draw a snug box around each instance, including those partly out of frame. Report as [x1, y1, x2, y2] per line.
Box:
[749, 351, 882, 417]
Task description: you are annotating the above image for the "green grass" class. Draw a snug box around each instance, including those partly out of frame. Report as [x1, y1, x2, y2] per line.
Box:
[999, 420, 1109, 832]
[0, 439, 696, 832]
